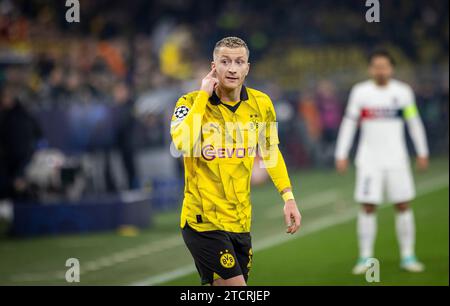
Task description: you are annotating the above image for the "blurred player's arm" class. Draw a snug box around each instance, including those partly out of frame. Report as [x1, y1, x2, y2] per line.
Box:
[403, 88, 429, 171]
[335, 86, 360, 173]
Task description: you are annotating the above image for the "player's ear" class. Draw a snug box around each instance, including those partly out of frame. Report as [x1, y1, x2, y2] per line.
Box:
[245, 62, 250, 77]
[211, 61, 216, 70]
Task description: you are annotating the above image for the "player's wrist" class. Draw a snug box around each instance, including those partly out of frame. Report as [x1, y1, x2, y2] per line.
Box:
[282, 191, 295, 203]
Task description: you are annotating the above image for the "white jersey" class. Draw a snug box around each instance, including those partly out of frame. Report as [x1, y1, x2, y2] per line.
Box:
[335, 79, 429, 169]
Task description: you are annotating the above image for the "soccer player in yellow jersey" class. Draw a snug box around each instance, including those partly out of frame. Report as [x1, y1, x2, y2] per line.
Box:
[170, 37, 301, 286]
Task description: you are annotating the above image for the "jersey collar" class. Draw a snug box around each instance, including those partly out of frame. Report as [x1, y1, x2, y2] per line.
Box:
[209, 85, 249, 113]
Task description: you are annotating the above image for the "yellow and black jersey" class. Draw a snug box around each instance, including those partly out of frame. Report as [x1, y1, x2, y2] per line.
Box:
[170, 85, 292, 233]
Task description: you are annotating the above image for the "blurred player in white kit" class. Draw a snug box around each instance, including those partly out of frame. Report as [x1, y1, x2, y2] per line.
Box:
[335, 50, 429, 274]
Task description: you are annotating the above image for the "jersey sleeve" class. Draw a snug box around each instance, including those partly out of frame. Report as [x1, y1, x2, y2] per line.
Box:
[402, 86, 429, 157]
[344, 85, 362, 121]
[259, 96, 280, 151]
[170, 91, 209, 155]
[259, 95, 292, 194]
[263, 147, 292, 194]
[334, 86, 361, 160]
[401, 86, 420, 120]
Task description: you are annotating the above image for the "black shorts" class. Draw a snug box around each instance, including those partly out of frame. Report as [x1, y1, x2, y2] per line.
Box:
[181, 223, 253, 285]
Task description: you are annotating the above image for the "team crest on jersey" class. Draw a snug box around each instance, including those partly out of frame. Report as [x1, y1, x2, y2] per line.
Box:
[174, 105, 189, 120]
[219, 250, 235, 268]
[249, 114, 259, 131]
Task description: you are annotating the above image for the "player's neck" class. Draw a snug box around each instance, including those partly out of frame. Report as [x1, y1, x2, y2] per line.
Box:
[373, 79, 390, 87]
[216, 85, 242, 103]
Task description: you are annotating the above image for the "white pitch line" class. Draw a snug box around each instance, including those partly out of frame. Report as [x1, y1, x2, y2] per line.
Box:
[9, 234, 184, 282]
[131, 175, 448, 286]
[416, 174, 449, 194]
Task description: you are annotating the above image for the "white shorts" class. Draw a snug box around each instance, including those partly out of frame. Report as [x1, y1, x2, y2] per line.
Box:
[355, 166, 416, 205]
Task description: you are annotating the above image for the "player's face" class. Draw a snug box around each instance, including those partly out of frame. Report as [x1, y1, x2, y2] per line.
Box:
[212, 47, 250, 91]
[369, 56, 394, 85]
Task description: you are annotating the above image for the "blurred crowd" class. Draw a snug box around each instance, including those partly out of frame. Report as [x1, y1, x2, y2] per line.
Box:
[0, 0, 448, 200]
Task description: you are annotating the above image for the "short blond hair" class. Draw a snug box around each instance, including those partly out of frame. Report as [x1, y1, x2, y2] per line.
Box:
[213, 36, 250, 59]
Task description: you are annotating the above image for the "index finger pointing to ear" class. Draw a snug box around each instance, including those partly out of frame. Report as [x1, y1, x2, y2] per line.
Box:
[207, 68, 216, 77]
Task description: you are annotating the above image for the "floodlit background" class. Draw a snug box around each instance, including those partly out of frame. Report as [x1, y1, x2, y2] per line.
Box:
[0, 0, 448, 285]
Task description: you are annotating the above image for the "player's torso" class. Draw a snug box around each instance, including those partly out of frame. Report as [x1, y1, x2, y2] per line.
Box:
[356, 81, 409, 168]
[191, 94, 264, 201]
[181, 88, 269, 233]
[199, 100, 262, 163]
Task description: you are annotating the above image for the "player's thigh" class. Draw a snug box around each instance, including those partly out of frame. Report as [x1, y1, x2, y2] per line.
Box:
[213, 274, 246, 286]
[386, 167, 415, 203]
[355, 166, 383, 205]
[181, 224, 244, 285]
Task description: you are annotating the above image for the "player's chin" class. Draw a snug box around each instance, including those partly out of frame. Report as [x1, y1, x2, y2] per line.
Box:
[375, 76, 389, 83]
[221, 79, 242, 90]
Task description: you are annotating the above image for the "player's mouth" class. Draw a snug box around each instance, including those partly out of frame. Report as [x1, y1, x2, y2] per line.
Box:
[225, 76, 239, 82]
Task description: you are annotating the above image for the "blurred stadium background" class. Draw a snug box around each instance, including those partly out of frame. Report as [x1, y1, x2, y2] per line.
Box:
[0, 0, 448, 285]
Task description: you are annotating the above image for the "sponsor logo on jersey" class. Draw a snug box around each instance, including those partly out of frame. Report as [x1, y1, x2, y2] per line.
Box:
[201, 145, 257, 161]
[361, 107, 402, 120]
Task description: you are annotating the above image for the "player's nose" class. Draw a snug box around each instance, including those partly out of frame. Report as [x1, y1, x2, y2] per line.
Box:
[228, 64, 238, 73]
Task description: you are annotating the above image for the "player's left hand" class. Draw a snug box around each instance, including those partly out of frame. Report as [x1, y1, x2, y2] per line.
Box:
[283, 200, 301, 234]
[416, 156, 429, 172]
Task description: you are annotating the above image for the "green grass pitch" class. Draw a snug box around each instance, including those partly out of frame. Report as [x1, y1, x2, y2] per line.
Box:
[0, 158, 448, 286]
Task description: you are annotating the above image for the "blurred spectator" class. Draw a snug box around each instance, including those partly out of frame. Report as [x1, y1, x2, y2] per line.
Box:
[112, 82, 137, 190]
[0, 0, 447, 192]
[297, 92, 323, 167]
[316, 80, 342, 166]
[316, 80, 342, 145]
[0, 85, 42, 199]
[103, 82, 138, 192]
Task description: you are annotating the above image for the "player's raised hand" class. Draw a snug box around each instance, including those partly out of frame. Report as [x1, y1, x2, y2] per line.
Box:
[335, 159, 348, 174]
[284, 200, 301, 234]
[416, 156, 429, 172]
[200, 68, 218, 96]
